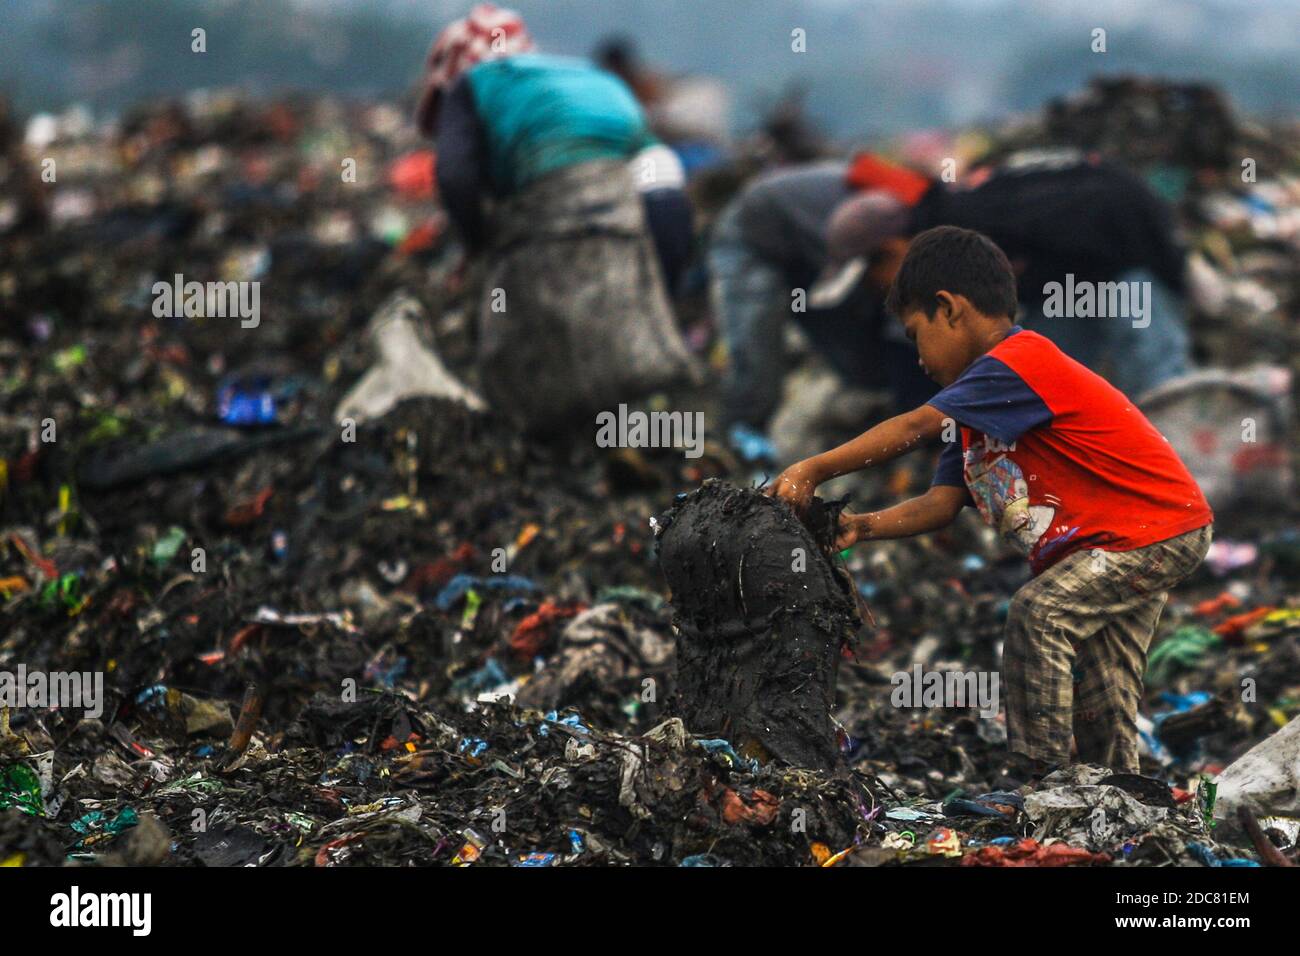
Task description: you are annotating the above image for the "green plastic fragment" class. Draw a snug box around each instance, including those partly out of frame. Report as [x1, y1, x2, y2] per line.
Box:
[107, 807, 140, 833]
[0, 763, 45, 816]
[86, 412, 127, 444]
[155, 772, 226, 796]
[461, 589, 482, 629]
[71, 806, 139, 847]
[1198, 775, 1218, 830]
[38, 573, 81, 611]
[1146, 626, 1222, 687]
[284, 812, 316, 833]
[152, 526, 187, 566]
[52, 344, 87, 372]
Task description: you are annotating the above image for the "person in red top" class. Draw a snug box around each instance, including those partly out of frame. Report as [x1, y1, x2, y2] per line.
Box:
[771, 225, 1213, 775]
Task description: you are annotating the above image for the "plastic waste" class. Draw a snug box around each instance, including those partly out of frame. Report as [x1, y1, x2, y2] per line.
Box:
[334, 292, 485, 425]
[1139, 365, 1292, 511]
[1214, 716, 1300, 827]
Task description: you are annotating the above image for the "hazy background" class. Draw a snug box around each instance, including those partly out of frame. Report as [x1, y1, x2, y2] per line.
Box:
[3, 0, 1297, 136]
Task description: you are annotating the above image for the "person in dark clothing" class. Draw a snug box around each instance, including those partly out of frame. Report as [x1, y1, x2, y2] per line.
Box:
[633, 143, 693, 296]
[413, 3, 696, 430]
[708, 162, 935, 445]
[714, 151, 1194, 443]
[814, 151, 1192, 400]
[910, 153, 1186, 300]
[425, 13, 693, 296]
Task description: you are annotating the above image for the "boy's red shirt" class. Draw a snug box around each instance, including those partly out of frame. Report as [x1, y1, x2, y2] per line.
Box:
[928, 328, 1212, 575]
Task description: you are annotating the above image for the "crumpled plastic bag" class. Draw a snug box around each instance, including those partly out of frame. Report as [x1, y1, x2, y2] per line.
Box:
[618, 718, 689, 820]
[334, 292, 485, 424]
[1024, 778, 1169, 850]
[1214, 715, 1300, 828]
[1138, 365, 1291, 511]
[516, 602, 673, 710]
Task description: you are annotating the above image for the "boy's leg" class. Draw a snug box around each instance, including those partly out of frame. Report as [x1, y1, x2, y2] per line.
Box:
[1070, 593, 1167, 772]
[1003, 559, 1091, 767]
[1004, 525, 1212, 769]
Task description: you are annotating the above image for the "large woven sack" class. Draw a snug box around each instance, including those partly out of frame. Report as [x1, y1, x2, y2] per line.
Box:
[478, 159, 698, 432]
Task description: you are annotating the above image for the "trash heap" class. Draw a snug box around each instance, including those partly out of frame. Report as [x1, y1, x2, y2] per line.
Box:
[2, 84, 1299, 867]
[988, 75, 1300, 367]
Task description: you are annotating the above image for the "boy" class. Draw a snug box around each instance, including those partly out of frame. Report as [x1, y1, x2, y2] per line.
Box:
[771, 226, 1213, 775]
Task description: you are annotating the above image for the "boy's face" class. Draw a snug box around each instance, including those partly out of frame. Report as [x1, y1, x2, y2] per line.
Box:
[901, 302, 977, 387]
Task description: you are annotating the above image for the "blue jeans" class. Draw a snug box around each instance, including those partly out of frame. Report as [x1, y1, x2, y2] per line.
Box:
[709, 204, 934, 428]
[642, 187, 693, 298]
[1020, 268, 1191, 399]
[709, 203, 789, 428]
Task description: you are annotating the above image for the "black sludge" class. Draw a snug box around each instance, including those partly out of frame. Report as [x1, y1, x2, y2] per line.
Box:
[655, 480, 861, 770]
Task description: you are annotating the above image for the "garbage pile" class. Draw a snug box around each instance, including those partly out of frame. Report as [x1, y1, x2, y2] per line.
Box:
[2, 84, 1299, 867]
[989, 75, 1299, 367]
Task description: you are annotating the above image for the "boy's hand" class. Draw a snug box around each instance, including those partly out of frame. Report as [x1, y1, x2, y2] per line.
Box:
[834, 511, 869, 550]
[768, 406, 948, 513]
[768, 462, 821, 515]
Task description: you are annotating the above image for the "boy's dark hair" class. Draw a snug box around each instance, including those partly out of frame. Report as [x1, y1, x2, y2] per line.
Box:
[885, 225, 1018, 320]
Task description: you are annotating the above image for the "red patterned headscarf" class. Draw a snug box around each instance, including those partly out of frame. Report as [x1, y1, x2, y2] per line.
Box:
[415, 3, 534, 135]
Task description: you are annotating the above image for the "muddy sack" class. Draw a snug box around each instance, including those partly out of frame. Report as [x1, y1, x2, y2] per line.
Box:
[654, 480, 861, 770]
[478, 158, 699, 432]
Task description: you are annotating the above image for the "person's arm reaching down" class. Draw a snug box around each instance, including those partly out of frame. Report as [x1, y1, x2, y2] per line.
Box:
[769, 404, 950, 513]
[434, 76, 490, 252]
[834, 484, 968, 549]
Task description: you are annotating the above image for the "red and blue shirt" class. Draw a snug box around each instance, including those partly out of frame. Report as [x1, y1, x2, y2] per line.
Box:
[929, 327, 1211, 575]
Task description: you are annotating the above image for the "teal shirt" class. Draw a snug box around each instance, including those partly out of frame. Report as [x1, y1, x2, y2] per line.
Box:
[466, 53, 655, 195]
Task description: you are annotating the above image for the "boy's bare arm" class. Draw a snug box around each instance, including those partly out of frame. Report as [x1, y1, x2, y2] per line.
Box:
[835, 484, 968, 548]
[770, 404, 949, 512]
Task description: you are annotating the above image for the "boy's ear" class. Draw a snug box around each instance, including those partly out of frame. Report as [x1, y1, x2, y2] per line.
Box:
[934, 290, 960, 326]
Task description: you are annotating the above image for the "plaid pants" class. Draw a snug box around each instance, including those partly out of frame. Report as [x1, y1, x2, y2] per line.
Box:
[1003, 524, 1212, 773]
